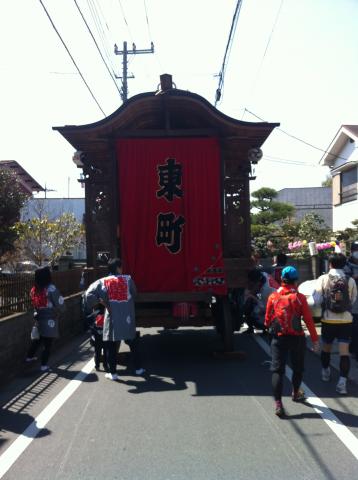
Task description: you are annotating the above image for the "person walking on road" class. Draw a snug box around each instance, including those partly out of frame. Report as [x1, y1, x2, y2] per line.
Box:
[344, 241, 358, 362]
[26, 266, 65, 371]
[265, 266, 319, 417]
[84, 258, 145, 381]
[313, 253, 357, 394]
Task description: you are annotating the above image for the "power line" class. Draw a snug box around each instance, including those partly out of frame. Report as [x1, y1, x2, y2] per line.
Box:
[244, 0, 284, 118]
[73, 0, 122, 96]
[142, 0, 163, 73]
[117, 0, 134, 44]
[87, 0, 118, 73]
[143, 0, 153, 41]
[215, 0, 244, 106]
[243, 108, 348, 162]
[38, 0, 106, 117]
[263, 156, 321, 167]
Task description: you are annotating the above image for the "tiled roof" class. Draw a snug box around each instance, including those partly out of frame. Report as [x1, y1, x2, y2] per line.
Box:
[0, 160, 44, 194]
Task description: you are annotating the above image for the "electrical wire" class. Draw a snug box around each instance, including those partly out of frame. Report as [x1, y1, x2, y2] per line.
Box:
[243, 0, 284, 119]
[142, 0, 163, 74]
[243, 108, 348, 162]
[87, 0, 118, 73]
[38, 0, 106, 116]
[143, 0, 152, 42]
[263, 156, 321, 167]
[73, 0, 122, 96]
[117, 0, 134, 44]
[215, 0, 243, 106]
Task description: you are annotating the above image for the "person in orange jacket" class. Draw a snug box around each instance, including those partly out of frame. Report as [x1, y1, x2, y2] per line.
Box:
[265, 266, 320, 417]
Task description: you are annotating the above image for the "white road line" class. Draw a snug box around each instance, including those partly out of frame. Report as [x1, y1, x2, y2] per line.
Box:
[0, 358, 95, 479]
[254, 335, 358, 461]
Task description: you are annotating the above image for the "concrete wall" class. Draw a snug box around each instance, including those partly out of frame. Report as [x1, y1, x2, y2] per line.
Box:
[0, 293, 83, 385]
[333, 198, 358, 231]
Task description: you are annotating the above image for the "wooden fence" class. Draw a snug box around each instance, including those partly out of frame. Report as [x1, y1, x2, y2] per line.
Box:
[0, 267, 107, 319]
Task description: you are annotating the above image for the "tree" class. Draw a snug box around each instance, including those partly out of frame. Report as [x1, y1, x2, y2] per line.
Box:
[298, 212, 331, 243]
[250, 187, 295, 255]
[251, 187, 295, 226]
[335, 219, 358, 247]
[321, 175, 332, 187]
[14, 212, 84, 266]
[0, 169, 27, 260]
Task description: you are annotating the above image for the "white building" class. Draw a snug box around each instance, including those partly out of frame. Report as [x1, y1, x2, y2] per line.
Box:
[320, 125, 358, 231]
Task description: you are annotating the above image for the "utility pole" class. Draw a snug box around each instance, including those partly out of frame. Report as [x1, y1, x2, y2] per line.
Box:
[114, 41, 154, 102]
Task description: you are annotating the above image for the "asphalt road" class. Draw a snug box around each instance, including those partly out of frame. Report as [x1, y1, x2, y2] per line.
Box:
[0, 328, 358, 480]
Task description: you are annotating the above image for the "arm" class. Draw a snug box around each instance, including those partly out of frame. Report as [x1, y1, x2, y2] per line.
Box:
[264, 294, 274, 327]
[349, 277, 357, 305]
[84, 279, 104, 311]
[129, 277, 137, 298]
[312, 275, 324, 306]
[300, 293, 319, 343]
[48, 285, 66, 314]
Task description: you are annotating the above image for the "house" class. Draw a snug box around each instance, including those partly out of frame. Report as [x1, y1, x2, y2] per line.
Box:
[320, 125, 358, 231]
[0, 160, 44, 195]
[276, 187, 332, 228]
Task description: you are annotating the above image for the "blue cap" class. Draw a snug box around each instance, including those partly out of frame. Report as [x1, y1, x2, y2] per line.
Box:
[281, 266, 298, 281]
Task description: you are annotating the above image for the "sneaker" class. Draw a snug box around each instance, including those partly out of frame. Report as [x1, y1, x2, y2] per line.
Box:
[105, 373, 118, 381]
[292, 389, 306, 402]
[25, 357, 38, 362]
[40, 365, 50, 372]
[243, 327, 255, 335]
[336, 377, 347, 395]
[321, 367, 331, 382]
[135, 368, 146, 376]
[275, 400, 285, 417]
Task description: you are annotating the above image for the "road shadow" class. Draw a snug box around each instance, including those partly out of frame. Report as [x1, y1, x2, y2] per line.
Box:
[112, 327, 358, 429]
[0, 407, 51, 449]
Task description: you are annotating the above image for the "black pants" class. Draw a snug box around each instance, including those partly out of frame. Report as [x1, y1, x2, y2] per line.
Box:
[93, 332, 108, 370]
[270, 335, 306, 401]
[104, 337, 141, 374]
[27, 337, 54, 366]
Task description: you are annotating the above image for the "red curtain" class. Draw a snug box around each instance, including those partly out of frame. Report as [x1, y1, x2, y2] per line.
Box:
[117, 138, 227, 295]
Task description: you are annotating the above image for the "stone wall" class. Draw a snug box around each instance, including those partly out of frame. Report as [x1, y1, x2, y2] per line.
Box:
[0, 293, 83, 385]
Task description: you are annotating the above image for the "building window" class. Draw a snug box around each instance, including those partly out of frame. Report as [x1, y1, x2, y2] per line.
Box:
[341, 167, 357, 203]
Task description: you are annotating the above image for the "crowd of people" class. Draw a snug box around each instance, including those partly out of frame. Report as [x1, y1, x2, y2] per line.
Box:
[25, 242, 358, 416]
[245, 242, 358, 417]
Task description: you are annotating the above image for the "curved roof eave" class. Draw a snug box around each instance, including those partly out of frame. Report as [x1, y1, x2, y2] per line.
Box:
[53, 89, 279, 146]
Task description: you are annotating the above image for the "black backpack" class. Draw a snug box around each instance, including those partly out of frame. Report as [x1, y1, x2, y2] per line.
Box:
[324, 274, 351, 313]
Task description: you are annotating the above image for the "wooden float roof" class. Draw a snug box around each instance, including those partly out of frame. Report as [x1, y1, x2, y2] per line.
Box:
[53, 87, 279, 151]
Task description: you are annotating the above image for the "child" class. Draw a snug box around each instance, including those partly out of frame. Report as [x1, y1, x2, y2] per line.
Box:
[90, 304, 109, 372]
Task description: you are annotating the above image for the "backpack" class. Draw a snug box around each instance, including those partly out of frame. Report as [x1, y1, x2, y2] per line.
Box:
[268, 291, 303, 335]
[324, 274, 351, 313]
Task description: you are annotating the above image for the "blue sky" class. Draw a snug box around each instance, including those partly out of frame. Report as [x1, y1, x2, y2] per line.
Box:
[1, 0, 357, 197]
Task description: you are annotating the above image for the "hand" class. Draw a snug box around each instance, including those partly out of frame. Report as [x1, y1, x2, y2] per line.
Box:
[311, 341, 320, 353]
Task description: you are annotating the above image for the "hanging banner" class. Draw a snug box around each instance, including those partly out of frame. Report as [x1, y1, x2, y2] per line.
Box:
[117, 138, 226, 295]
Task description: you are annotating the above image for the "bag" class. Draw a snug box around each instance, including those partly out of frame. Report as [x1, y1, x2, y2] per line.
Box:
[268, 292, 302, 335]
[31, 325, 40, 340]
[324, 274, 351, 313]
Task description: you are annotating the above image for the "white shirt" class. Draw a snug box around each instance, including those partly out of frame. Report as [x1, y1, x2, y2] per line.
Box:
[313, 269, 357, 323]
